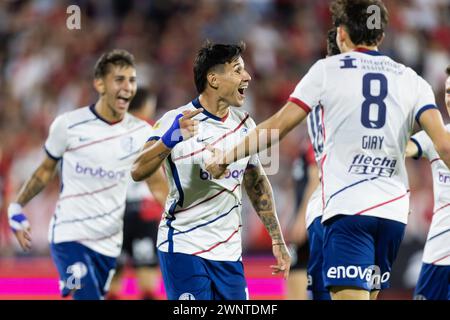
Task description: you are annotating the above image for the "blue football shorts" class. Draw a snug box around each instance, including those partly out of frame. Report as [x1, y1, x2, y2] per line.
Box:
[307, 216, 331, 300]
[322, 214, 405, 291]
[50, 241, 116, 300]
[158, 250, 248, 300]
[414, 263, 450, 300]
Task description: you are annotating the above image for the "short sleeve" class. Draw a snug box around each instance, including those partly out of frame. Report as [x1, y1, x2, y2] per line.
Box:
[414, 76, 438, 125]
[410, 130, 432, 160]
[44, 115, 68, 160]
[147, 110, 179, 142]
[288, 60, 325, 114]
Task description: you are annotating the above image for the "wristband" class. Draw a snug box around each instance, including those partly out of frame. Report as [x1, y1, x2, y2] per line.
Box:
[161, 114, 184, 148]
[8, 203, 29, 232]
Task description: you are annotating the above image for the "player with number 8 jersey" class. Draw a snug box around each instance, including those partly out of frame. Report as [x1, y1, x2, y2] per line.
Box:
[205, 0, 450, 299]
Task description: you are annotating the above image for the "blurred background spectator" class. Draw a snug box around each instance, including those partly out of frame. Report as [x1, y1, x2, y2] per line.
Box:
[0, 0, 449, 298]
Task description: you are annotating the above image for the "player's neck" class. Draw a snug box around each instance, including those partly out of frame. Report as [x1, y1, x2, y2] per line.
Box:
[95, 100, 125, 124]
[198, 94, 229, 119]
[353, 45, 378, 51]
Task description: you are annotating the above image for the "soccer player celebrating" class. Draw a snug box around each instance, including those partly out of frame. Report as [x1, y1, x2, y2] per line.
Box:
[7, 49, 167, 300]
[206, 0, 450, 300]
[132, 42, 290, 300]
[406, 66, 450, 300]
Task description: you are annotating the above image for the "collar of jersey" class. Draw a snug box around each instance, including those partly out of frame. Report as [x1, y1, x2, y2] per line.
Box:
[89, 104, 124, 125]
[192, 97, 229, 122]
[353, 47, 384, 56]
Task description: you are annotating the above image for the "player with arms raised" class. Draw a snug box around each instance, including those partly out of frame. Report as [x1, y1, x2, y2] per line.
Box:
[132, 42, 290, 300]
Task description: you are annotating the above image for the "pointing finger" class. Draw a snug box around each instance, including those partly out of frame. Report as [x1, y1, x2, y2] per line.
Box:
[182, 108, 203, 120]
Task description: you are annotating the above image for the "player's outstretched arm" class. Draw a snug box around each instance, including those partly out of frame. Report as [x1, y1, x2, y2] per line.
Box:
[144, 167, 169, 207]
[206, 101, 308, 179]
[243, 162, 291, 280]
[132, 108, 203, 181]
[418, 109, 450, 168]
[9, 155, 58, 251]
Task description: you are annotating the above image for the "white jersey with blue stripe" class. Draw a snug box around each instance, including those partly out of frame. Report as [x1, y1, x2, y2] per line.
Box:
[44, 105, 153, 257]
[151, 98, 259, 261]
[305, 105, 324, 228]
[411, 128, 450, 265]
[289, 49, 438, 224]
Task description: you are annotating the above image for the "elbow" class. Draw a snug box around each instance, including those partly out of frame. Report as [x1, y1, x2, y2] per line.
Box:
[131, 164, 145, 182]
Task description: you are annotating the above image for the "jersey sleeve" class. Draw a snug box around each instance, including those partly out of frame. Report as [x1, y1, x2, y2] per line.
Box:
[288, 60, 325, 114]
[410, 130, 433, 160]
[414, 76, 438, 125]
[147, 110, 179, 142]
[44, 114, 68, 160]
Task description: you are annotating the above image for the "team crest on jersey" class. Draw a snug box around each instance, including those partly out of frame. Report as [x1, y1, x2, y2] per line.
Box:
[179, 292, 195, 300]
[120, 136, 134, 154]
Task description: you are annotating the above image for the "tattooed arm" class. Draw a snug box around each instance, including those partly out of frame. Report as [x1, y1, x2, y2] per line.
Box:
[132, 140, 171, 181]
[243, 162, 291, 279]
[16, 156, 58, 206]
[9, 155, 58, 251]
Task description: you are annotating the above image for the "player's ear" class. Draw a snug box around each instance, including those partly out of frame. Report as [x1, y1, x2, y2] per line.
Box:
[93, 77, 105, 95]
[337, 26, 346, 44]
[377, 32, 385, 46]
[337, 26, 352, 52]
[207, 71, 219, 90]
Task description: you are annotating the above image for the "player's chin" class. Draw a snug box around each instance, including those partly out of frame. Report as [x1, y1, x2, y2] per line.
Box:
[115, 100, 130, 113]
[234, 94, 245, 107]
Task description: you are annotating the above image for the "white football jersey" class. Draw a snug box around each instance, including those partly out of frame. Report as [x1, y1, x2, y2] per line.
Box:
[411, 128, 450, 265]
[45, 105, 152, 257]
[152, 98, 259, 261]
[305, 105, 325, 228]
[289, 49, 437, 224]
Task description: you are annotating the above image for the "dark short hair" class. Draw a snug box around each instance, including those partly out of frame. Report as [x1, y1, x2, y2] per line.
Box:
[94, 49, 135, 79]
[446, 65, 450, 76]
[193, 41, 246, 94]
[327, 28, 341, 56]
[331, 0, 388, 46]
[128, 88, 154, 112]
